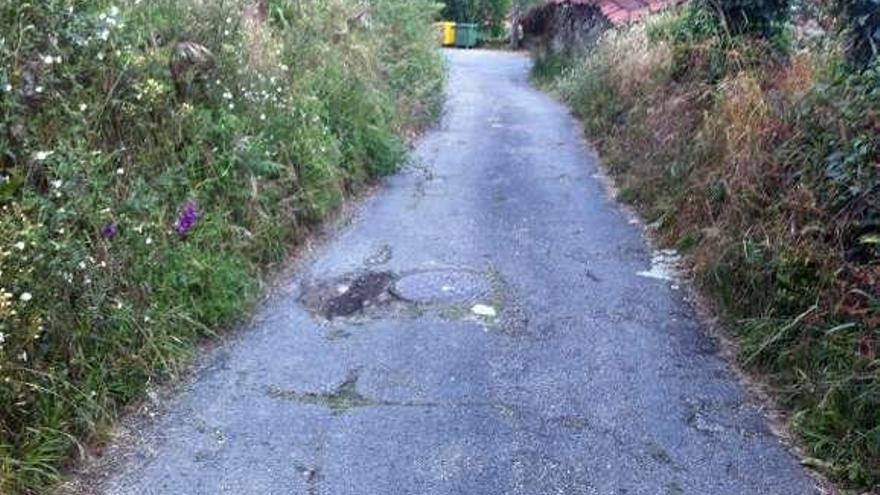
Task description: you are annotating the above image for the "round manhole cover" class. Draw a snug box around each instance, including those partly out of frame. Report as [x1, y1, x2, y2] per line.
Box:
[391, 270, 493, 304]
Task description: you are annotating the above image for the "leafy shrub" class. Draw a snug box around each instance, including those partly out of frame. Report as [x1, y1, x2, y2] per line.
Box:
[648, 4, 787, 83]
[698, 0, 791, 38]
[0, 0, 443, 493]
[834, 0, 880, 67]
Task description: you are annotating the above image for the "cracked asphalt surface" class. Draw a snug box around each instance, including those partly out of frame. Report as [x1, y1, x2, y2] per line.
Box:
[94, 50, 819, 495]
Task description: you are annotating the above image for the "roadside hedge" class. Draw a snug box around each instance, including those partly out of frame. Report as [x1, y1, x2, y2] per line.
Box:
[0, 1, 444, 493]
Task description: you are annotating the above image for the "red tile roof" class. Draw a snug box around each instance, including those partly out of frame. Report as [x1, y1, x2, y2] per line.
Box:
[552, 0, 683, 25]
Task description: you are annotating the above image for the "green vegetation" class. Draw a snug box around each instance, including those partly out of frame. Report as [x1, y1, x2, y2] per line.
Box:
[441, 0, 511, 35]
[0, 0, 444, 493]
[699, 0, 790, 37]
[534, 3, 879, 491]
[835, 0, 880, 67]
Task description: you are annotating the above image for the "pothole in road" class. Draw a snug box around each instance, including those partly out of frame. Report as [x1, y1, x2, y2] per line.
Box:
[300, 271, 396, 320]
[299, 268, 501, 323]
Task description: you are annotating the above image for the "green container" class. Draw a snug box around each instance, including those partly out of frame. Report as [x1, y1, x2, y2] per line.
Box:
[455, 23, 479, 48]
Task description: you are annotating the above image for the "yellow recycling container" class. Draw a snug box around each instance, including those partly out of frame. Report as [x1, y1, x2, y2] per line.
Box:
[436, 22, 456, 46]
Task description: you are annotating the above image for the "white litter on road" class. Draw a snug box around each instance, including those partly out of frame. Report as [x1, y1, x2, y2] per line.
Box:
[471, 304, 497, 318]
[637, 249, 680, 282]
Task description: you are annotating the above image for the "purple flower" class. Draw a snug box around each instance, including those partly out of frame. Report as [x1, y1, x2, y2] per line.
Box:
[175, 201, 199, 236]
[101, 222, 118, 239]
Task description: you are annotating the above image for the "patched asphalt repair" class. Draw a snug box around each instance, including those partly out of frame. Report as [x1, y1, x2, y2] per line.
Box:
[87, 50, 819, 495]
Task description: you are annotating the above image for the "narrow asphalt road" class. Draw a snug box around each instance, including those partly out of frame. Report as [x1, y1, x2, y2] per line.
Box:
[92, 50, 818, 495]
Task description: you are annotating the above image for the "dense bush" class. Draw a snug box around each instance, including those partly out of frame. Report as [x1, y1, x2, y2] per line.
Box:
[442, 0, 511, 30]
[835, 0, 880, 67]
[539, 7, 879, 490]
[0, 0, 444, 493]
[699, 0, 791, 37]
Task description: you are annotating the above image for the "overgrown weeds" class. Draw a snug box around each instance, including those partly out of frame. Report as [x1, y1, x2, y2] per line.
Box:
[0, 0, 444, 493]
[538, 7, 879, 490]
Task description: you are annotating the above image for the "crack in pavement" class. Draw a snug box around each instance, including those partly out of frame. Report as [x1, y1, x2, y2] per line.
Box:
[265, 372, 501, 415]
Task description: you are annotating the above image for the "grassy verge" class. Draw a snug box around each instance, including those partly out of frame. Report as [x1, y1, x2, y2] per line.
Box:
[534, 7, 879, 491]
[0, 0, 444, 493]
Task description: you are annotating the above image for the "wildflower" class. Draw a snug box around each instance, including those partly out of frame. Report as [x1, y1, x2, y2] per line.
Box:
[51, 179, 63, 188]
[79, 103, 88, 112]
[20, 292, 32, 302]
[0, 333, 4, 344]
[101, 222, 118, 239]
[116, 168, 124, 175]
[35, 86, 44, 94]
[2, 83, 11, 92]
[145, 237, 153, 245]
[33, 151, 54, 161]
[175, 201, 200, 236]
[14, 241, 25, 251]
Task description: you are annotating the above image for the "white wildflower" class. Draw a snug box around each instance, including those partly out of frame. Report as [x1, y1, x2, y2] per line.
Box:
[19, 292, 32, 302]
[116, 168, 125, 175]
[33, 151, 54, 161]
[14, 241, 25, 251]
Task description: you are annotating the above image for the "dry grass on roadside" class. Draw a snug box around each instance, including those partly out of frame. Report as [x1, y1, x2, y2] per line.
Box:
[536, 7, 880, 489]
